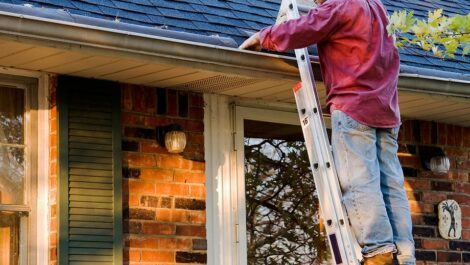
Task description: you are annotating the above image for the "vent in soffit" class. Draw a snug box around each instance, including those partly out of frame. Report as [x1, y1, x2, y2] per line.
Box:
[169, 75, 262, 93]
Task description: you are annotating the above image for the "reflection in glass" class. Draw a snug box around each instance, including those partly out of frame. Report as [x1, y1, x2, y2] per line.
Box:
[0, 211, 20, 265]
[245, 138, 328, 264]
[0, 87, 24, 145]
[0, 147, 24, 205]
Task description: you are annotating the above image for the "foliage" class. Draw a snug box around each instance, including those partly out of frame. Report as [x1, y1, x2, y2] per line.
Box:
[387, 9, 470, 58]
[244, 138, 328, 265]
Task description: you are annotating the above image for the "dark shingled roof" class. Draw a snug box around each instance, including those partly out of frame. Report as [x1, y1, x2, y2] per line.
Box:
[0, 0, 469, 75]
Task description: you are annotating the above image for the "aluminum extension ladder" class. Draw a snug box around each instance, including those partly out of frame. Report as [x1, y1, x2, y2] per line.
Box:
[277, 1, 363, 264]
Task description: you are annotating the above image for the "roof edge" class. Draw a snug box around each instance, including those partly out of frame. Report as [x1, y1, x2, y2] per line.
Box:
[0, 3, 467, 98]
[0, 2, 238, 48]
[0, 3, 301, 80]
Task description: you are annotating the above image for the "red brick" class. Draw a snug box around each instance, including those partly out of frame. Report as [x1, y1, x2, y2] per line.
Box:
[123, 194, 139, 207]
[460, 205, 470, 217]
[176, 225, 206, 237]
[156, 209, 172, 222]
[447, 194, 469, 205]
[172, 209, 191, 223]
[174, 172, 205, 184]
[142, 223, 176, 235]
[122, 112, 144, 126]
[188, 133, 204, 145]
[409, 201, 434, 214]
[446, 148, 467, 160]
[462, 218, 470, 228]
[190, 211, 206, 224]
[189, 94, 204, 107]
[423, 239, 448, 250]
[463, 229, 470, 240]
[405, 179, 431, 191]
[422, 192, 447, 204]
[133, 85, 146, 113]
[455, 126, 463, 147]
[189, 107, 204, 120]
[141, 250, 174, 262]
[463, 127, 470, 147]
[437, 251, 462, 262]
[421, 121, 432, 145]
[140, 141, 166, 153]
[125, 239, 142, 248]
[158, 155, 183, 169]
[189, 185, 205, 198]
[141, 238, 158, 249]
[122, 84, 133, 110]
[141, 169, 173, 182]
[125, 221, 142, 234]
[158, 238, 192, 250]
[447, 125, 456, 146]
[168, 90, 177, 116]
[156, 183, 190, 197]
[192, 161, 205, 171]
[184, 120, 204, 132]
[398, 155, 420, 167]
[180, 158, 193, 170]
[123, 153, 157, 167]
[128, 180, 155, 194]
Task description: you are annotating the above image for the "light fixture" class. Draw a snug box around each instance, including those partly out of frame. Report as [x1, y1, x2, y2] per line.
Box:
[430, 156, 450, 174]
[156, 124, 187, 154]
[420, 146, 450, 175]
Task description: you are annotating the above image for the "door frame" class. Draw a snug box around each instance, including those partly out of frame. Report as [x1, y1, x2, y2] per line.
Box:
[234, 106, 301, 265]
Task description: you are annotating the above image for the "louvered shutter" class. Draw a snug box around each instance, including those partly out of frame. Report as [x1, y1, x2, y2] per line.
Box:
[57, 76, 122, 265]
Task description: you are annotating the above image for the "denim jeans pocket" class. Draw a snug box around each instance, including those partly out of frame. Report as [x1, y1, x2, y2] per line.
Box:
[335, 111, 371, 132]
[386, 126, 400, 140]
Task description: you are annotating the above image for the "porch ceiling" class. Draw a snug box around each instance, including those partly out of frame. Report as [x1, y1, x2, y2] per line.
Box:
[0, 36, 469, 127]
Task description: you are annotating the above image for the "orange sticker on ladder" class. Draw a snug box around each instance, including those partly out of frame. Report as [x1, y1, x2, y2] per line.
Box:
[293, 82, 302, 93]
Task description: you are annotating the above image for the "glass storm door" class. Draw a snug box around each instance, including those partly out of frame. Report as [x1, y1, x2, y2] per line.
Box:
[235, 107, 329, 265]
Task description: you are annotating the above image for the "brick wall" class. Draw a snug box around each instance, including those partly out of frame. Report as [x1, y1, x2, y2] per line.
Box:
[121, 84, 207, 264]
[48, 75, 58, 265]
[398, 120, 470, 264]
[46, 75, 468, 265]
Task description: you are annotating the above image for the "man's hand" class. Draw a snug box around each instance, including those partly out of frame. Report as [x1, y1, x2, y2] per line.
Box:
[239, 32, 261, 51]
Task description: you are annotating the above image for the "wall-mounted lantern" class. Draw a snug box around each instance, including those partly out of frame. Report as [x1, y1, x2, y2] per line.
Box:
[156, 124, 186, 154]
[429, 156, 450, 174]
[420, 146, 450, 175]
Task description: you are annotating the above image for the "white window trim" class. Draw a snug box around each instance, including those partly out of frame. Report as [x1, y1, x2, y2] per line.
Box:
[0, 69, 49, 265]
[234, 106, 301, 265]
[205, 94, 333, 265]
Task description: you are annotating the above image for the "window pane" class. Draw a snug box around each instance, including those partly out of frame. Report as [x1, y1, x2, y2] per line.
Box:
[0, 211, 20, 265]
[244, 121, 328, 264]
[0, 87, 24, 145]
[0, 147, 24, 205]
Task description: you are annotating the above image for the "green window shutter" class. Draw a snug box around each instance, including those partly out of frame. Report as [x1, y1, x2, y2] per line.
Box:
[57, 76, 122, 265]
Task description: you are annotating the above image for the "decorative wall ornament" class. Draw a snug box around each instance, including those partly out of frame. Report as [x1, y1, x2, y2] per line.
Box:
[438, 200, 461, 240]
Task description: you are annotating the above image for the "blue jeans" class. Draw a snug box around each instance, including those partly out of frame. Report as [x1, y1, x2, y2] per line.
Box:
[331, 110, 415, 265]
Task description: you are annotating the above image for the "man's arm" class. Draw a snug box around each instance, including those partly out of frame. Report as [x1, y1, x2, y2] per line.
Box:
[240, 0, 344, 51]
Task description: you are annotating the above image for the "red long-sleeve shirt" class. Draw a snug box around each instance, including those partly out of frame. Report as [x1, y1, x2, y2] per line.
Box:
[260, 0, 400, 128]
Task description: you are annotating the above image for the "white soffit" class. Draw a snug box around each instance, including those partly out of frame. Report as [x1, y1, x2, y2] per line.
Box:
[0, 37, 468, 126]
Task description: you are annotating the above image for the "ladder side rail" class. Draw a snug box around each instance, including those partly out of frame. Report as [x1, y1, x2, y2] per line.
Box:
[285, 0, 362, 264]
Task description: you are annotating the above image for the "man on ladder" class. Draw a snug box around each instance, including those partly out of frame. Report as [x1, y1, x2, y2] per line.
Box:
[240, 0, 415, 264]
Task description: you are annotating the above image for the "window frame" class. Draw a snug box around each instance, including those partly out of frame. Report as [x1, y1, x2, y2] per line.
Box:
[0, 74, 39, 265]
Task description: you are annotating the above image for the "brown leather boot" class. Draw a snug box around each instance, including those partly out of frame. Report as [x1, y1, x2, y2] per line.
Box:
[363, 252, 394, 265]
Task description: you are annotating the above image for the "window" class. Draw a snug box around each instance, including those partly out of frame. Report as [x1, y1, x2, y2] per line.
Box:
[204, 98, 332, 265]
[235, 107, 330, 265]
[0, 77, 37, 265]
